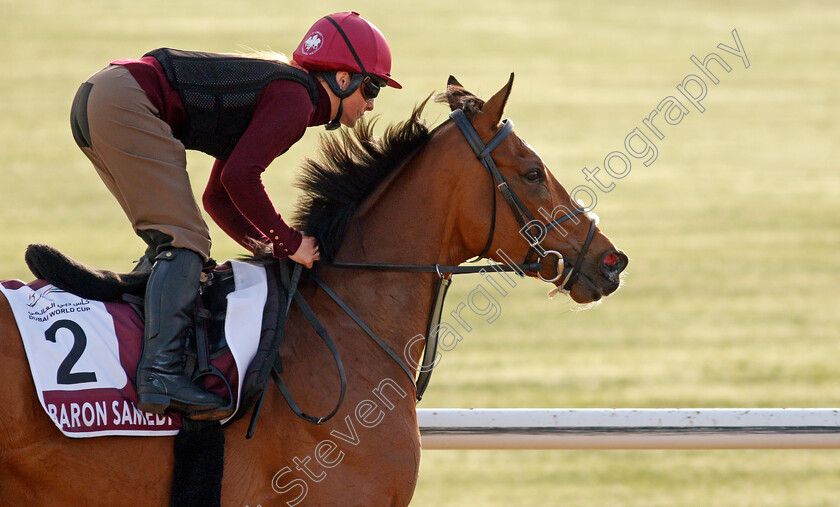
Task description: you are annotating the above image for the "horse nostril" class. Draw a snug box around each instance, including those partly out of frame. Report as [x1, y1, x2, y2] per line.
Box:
[600, 250, 628, 279]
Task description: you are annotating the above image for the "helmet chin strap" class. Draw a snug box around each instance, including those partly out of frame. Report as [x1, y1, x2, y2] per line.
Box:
[325, 99, 343, 130]
[317, 71, 365, 130]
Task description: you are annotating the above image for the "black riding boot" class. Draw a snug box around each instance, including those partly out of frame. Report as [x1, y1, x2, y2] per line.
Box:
[136, 248, 226, 416]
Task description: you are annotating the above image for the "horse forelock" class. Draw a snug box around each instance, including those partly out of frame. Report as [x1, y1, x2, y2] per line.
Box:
[292, 97, 434, 262]
[434, 84, 484, 116]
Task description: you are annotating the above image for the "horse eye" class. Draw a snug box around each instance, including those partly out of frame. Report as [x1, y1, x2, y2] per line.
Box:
[524, 169, 542, 182]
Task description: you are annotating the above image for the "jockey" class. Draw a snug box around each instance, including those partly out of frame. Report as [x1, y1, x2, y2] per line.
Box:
[68, 12, 401, 419]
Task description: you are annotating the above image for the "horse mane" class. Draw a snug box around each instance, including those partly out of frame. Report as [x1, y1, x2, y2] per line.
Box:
[292, 97, 434, 262]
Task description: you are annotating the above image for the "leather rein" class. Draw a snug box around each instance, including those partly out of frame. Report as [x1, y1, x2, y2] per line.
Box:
[266, 110, 597, 428]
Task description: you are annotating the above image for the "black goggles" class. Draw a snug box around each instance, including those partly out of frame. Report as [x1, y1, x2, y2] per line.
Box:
[360, 75, 386, 101]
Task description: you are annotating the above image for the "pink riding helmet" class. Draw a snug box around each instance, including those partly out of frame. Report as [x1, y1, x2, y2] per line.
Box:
[293, 11, 402, 89]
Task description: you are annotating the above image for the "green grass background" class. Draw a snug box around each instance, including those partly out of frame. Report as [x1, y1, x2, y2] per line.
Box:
[2, 1, 838, 505]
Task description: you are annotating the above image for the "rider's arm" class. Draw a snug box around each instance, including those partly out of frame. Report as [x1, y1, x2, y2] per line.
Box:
[202, 80, 315, 258]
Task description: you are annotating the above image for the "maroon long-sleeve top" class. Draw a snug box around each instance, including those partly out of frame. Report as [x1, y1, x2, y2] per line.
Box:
[112, 56, 332, 258]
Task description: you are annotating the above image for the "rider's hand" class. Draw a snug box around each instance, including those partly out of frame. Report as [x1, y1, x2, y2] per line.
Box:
[288, 235, 320, 268]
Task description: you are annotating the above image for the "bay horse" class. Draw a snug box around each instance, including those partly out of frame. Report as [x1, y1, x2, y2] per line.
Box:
[0, 75, 627, 505]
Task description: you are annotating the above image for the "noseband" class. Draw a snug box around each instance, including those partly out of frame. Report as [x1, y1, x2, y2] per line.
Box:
[448, 109, 596, 293]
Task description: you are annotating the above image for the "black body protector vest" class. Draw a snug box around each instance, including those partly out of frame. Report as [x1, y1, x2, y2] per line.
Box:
[145, 48, 321, 160]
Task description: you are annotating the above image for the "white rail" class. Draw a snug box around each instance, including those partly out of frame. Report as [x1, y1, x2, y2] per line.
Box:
[417, 409, 840, 450]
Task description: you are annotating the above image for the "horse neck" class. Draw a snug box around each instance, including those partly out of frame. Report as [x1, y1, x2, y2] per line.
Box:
[339, 140, 470, 267]
[322, 139, 468, 371]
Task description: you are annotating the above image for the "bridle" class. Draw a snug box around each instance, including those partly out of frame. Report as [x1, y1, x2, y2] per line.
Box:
[448, 109, 597, 293]
[261, 109, 599, 432]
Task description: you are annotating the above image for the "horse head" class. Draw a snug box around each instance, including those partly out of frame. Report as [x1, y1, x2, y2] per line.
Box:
[436, 74, 628, 304]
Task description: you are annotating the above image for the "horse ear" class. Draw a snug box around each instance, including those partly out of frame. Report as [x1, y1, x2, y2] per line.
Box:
[436, 76, 485, 115]
[447, 75, 463, 88]
[478, 73, 515, 125]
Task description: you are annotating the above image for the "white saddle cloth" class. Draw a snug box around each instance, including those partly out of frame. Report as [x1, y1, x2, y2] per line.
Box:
[0, 260, 266, 438]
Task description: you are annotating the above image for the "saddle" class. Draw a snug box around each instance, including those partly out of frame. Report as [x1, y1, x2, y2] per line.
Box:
[23, 244, 289, 428]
